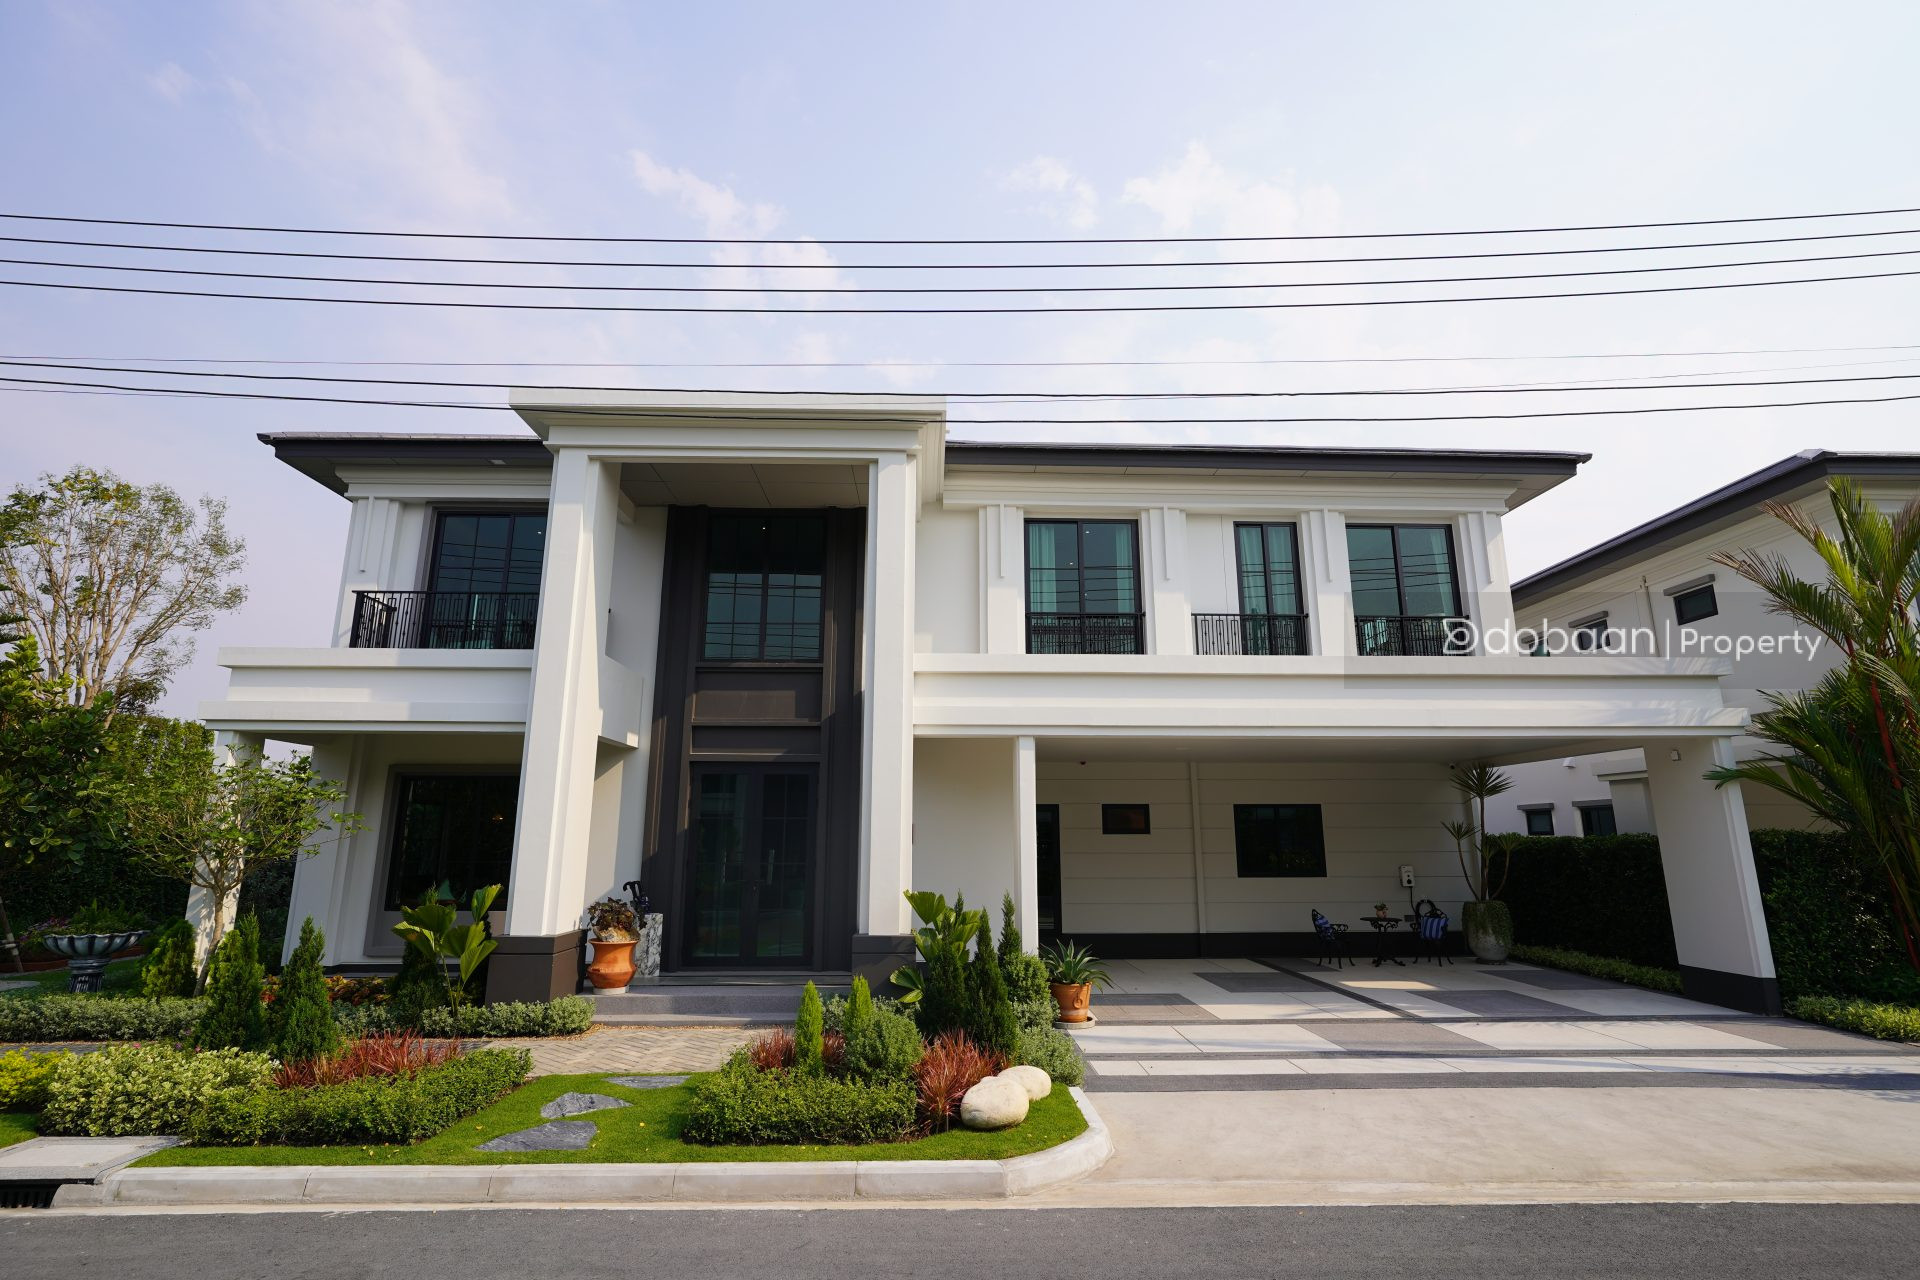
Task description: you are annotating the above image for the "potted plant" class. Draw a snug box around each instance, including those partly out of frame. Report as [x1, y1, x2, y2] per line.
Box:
[1373, 902, 1391, 920]
[1443, 765, 1518, 963]
[40, 902, 149, 993]
[1041, 939, 1111, 1024]
[584, 897, 639, 990]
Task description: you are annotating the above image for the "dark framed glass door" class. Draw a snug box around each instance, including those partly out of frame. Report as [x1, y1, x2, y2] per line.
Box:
[1036, 803, 1062, 942]
[686, 764, 817, 965]
[422, 510, 546, 648]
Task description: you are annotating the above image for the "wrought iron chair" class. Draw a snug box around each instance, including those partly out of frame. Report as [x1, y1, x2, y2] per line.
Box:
[1310, 909, 1351, 968]
[1411, 899, 1452, 965]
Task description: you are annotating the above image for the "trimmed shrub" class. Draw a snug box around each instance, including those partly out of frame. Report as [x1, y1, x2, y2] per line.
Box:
[271, 918, 342, 1064]
[1015, 1025, 1084, 1086]
[334, 996, 593, 1039]
[1509, 945, 1683, 994]
[822, 991, 907, 1033]
[794, 980, 824, 1075]
[40, 1043, 275, 1137]
[967, 914, 1020, 1060]
[842, 975, 875, 1048]
[195, 914, 267, 1051]
[0, 995, 204, 1043]
[682, 1059, 915, 1146]
[1787, 996, 1920, 1044]
[187, 1048, 531, 1146]
[384, 941, 447, 1026]
[844, 1004, 924, 1084]
[0, 1049, 58, 1111]
[140, 919, 198, 1000]
[1752, 830, 1920, 1004]
[998, 894, 1053, 1006]
[1503, 834, 1676, 967]
[912, 1030, 1002, 1133]
[1013, 995, 1057, 1034]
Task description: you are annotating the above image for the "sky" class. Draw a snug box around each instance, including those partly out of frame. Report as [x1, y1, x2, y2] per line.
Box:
[3, 1, 1919, 717]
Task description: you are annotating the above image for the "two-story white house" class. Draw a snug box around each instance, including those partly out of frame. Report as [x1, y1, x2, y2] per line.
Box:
[1497, 450, 1920, 841]
[199, 394, 1779, 1013]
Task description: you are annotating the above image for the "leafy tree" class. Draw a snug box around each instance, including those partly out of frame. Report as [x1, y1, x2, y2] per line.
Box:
[115, 718, 358, 964]
[271, 917, 342, 1063]
[140, 917, 198, 998]
[195, 913, 267, 1051]
[0, 466, 246, 711]
[1709, 479, 1920, 972]
[794, 980, 824, 1075]
[0, 637, 115, 971]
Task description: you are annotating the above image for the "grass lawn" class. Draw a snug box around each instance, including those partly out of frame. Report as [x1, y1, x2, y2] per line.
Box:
[135, 1071, 1086, 1167]
[1, 1111, 37, 1148]
[0, 958, 145, 1001]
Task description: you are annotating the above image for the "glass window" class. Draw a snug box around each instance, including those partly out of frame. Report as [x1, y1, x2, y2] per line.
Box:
[1025, 519, 1143, 653]
[1101, 803, 1151, 835]
[1344, 524, 1459, 617]
[1673, 583, 1718, 625]
[1235, 523, 1303, 616]
[1233, 804, 1327, 877]
[1523, 807, 1555, 836]
[429, 512, 545, 595]
[383, 774, 518, 910]
[702, 514, 826, 661]
[1574, 617, 1609, 652]
[1579, 804, 1618, 837]
[1346, 525, 1402, 617]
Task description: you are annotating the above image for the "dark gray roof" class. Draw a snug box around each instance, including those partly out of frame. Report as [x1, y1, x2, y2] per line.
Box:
[1512, 450, 1920, 606]
[261, 432, 551, 494]
[945, 441, 1589, 475]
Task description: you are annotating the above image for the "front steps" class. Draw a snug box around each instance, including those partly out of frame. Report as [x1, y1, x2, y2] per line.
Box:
[586, 974, 853, 1026]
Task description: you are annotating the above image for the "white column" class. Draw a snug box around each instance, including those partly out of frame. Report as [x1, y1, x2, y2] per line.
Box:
[504, 451, 619, 938]
[1643, 736, 1780, 1013]
[187, 730, 260, 967]
[860, 451, 918, 937]
[979, 504, 1025, 654]
[1301, 510, 1353, 657]
[1145, 506, 1192, 655]
[1012, 735, 1039, 945]
[1455, 510, 1516, 653]
[280, 739, 357, 966]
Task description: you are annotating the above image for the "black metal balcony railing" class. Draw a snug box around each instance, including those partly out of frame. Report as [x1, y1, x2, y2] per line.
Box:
[1026, 612, 1146, 655]
[1354, 614, 1472, 656]
[1193, 613, 1309, 656]
[350, 590, 540, 650]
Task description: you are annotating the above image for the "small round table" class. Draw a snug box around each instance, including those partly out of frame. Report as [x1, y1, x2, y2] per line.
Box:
[1361, 916, 1406, 967]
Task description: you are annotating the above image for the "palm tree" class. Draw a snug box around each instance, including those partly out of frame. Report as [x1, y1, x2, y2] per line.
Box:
[1707, 478, 1920, 972]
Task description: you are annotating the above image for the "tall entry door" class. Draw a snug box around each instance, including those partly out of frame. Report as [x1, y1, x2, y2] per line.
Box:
[1036, 803, 1062, 944]
[686, 764, 817, 966]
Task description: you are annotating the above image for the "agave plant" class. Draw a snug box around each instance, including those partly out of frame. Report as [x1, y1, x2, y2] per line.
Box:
[1041, 939, 1111, 989]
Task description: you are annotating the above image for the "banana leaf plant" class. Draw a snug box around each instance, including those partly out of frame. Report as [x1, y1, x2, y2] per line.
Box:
[392, 882, 501, 1028]
[888, 889, 983, 1005]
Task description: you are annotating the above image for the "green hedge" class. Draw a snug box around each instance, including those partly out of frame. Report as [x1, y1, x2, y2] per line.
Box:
[40, 1044, 277, 1137]
[1786, 996, 1920, 1044]
[333, 996, 594, 1039]
[185, 1048, 531, 1146]
[6, 849, 188, 949]
[1509, 945, 1683, 993]
[0, 995, 205, 1043]
[682, 1056, 916, 1145]
[1502, 834, 1677, 967]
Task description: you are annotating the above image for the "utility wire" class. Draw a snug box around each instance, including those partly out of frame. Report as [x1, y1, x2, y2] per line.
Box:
[6, 203, 1920, 243]
[8, 225, 1920, 271]
[5, 371, 1920, 423]
[11, 243, 1920, 295]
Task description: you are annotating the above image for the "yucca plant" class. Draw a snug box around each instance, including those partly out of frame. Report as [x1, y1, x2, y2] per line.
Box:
[1708, 479, 1920, 973]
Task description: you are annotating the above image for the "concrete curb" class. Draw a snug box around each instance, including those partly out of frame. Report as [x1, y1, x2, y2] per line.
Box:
[55, 1087, 1112, 1208]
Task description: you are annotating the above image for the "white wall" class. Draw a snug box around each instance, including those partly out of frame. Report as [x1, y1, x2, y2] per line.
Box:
[914, 506, 980, 653]
[910, 737, 1021, 916]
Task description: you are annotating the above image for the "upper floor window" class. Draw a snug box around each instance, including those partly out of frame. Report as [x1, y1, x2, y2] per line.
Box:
[1672, 582, 1718, 625]
[1026, 519, 1143, 654]
[1572, 614, 1610, 653]
[431, 511, 546, 596]
[1346, 524, 1463, 655]
[702, 513, 826, 662]
[350, 510, 544, 650]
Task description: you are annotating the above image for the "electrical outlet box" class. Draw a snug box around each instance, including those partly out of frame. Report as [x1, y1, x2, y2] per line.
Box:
[1398, 865, 1415, 888]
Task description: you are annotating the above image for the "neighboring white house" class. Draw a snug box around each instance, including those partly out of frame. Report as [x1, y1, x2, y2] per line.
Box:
[1496, 450, 1920, 842]
[199, 395, 1781, 1012]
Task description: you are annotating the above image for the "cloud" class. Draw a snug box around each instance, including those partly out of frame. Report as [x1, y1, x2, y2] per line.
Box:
[146, 62, 198, 103]
[628, 149, 851, 299]
[1121, 141, 1338, 236]
[999, 156, 1099, 229]
[630, 150, 782, 237]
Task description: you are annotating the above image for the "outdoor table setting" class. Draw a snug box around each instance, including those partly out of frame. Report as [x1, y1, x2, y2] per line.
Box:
[1361, 913, 1414, 967]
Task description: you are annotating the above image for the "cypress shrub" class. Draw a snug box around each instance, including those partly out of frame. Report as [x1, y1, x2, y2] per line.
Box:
[967, 912, 1020, 1060]
[841, 974, 875, 1049]
[194, 914, 267, 1052]
[140, 918, 198, 999]
[918, 929, 971, 1040]
[271, 917, 342, 1064]
[793, 980, 824, 1075]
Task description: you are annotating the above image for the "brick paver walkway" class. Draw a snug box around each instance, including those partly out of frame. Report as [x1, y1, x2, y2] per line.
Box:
[479, 1025, 751, 1076]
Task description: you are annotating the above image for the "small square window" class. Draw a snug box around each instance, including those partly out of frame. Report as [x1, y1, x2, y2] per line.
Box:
[1522, 807, 1555, 836]
[1101, 803, 1151, 835]
[1233, 803, 1327, 877]
[1573, 617, 1609, 653]
[1673, 583, 1718, 625]
[1579, 804, 1618, 837]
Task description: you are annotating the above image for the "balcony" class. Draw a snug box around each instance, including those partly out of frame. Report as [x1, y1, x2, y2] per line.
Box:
[1193, 613, 1309, 656]
[1354, 614, 1470, 657]
[350, 590, 540, 650]
[1025, 612, 1145, 655]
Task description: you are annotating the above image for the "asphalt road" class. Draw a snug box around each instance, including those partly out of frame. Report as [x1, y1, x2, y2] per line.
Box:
[3, 1203, 1917, 1278]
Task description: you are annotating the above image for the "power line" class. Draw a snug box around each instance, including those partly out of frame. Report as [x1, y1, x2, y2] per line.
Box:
[13, 357, 1920, 401]
[8, 263, 1920, 314]
[6, 203, 1920, 244]
[5, 370, 1920, 423]
[12, 243, 1920, 295]
[8, 224, 1920, 271]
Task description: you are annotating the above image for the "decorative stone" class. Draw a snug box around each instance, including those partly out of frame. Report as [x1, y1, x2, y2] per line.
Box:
[631, 913, 664, 985]
[959, 1076, 1029, 1130]
[997, 1064, 1052, 1100]
[540, 1091, 631, 1120]
[605, 1074, 688, 1090]
[476, 1120, 598, 1152]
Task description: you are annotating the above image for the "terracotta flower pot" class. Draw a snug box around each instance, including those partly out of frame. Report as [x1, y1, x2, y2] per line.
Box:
[585, 936, 637, 989]
[1050, 980, 1093, 1023]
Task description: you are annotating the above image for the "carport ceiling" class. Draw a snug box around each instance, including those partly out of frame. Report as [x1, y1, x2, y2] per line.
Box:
[1029, 735, 1647, 766]
[619, 461, 867, 508]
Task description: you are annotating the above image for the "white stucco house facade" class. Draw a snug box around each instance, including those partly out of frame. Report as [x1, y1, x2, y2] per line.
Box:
[199, 394, 1783, 1013]
[1495, 450, 1920, 842]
